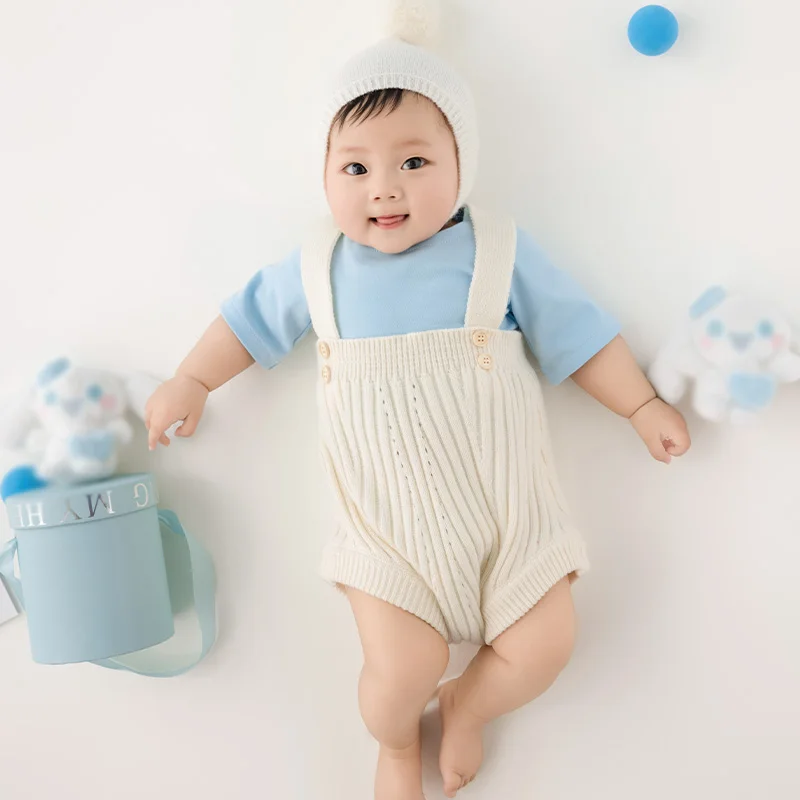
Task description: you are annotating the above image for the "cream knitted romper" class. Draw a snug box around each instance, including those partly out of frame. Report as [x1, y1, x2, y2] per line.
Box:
[302, 206, 590, 645]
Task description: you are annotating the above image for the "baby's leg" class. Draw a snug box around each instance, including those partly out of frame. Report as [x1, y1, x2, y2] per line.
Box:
[438, 578, 575, 797]
[347, 588, 450, 800]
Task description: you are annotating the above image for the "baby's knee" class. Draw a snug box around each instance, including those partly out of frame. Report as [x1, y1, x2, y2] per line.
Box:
[505, 598, 577, 680]
[359, 645, 448, 738]
[509, 624, 575, 693]
[543, 617, 576, 674]
[362, 640, 448, 707]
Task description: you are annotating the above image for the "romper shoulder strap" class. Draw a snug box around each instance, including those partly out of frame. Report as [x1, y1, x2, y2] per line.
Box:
[464, 206, 518, 330]
[300, 215, 342, 340]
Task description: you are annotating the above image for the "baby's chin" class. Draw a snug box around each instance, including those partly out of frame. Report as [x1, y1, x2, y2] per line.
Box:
[340, 216, 450, 254]
[367, 235, 422, 255]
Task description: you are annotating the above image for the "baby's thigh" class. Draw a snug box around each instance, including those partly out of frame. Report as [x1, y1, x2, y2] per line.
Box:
[491, 578, 576, 671]
[347, 588, 449, 692]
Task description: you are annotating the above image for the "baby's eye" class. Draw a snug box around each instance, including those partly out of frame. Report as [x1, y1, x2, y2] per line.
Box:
[44, 391, 57, 406]
[402, 157, 427, 170]
[706, 319, 724, 338]
[757, 320, 775, 338]
[85, 384, 103, 402]
[344, 163, 367, 176]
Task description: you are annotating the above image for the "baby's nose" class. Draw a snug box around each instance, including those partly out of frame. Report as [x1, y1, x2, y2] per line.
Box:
[371, 174, 402, 202]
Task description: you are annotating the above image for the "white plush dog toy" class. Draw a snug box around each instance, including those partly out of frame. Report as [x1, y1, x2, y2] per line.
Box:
[649, 287, 800, 423]
[0, 358, 158, 484]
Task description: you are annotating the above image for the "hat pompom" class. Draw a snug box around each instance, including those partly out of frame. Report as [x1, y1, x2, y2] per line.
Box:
[386, 0, 441, 46]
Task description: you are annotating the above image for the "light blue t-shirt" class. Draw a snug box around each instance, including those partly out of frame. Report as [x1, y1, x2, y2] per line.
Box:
[221, 209, 620, 385]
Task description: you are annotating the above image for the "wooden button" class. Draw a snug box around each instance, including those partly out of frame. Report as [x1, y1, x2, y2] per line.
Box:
[321, 366, 332, 383]
[472, 330, 488, 347]
[478, 354, 493, 371]
[318, 341, 331, 359]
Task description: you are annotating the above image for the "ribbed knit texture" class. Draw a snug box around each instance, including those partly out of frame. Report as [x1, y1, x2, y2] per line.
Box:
[303, 206, 589, 644]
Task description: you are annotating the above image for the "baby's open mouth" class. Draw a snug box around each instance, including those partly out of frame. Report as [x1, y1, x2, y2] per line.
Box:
[371, 215, 408, 230]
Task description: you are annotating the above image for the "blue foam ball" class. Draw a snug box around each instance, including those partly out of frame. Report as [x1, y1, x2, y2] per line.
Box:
[628, 6, 679, 56]
[1, 466, 49, 502]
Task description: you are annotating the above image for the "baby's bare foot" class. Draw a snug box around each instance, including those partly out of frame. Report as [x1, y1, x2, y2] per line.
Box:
[376, 740, 425, 800]
[438, 679, 485, 797]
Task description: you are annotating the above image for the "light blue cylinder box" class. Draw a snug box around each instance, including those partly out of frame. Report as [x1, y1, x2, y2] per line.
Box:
[0, 473, 216, 676]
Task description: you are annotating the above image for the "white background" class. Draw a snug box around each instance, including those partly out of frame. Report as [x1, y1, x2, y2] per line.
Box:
[1, 1, 798, 798]
[0, 576, 16, 627]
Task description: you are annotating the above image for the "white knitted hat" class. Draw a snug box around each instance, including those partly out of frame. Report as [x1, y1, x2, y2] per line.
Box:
[323, 0, 478, 217]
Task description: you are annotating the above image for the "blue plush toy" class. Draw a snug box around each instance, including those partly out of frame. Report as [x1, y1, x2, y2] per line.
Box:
[628, 5, 679, 56]
[649, 287, 800, 423]
[0, 358, 160, 487]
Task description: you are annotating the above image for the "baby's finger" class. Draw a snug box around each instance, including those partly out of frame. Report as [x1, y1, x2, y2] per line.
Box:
[665, 434, 690, 457]
[175, 414, 197, 437]
[649, 437, 672, 464]
[148, 419, 167, 450]
[159, 433, 170, 447]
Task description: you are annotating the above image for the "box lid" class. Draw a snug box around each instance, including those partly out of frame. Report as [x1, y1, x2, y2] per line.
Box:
[5, 473, 159, 531]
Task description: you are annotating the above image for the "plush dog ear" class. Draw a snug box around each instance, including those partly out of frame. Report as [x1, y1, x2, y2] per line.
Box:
[0, 357, 73, 451]
[121, 372, 163, 421]
[649, 333, 692, 406]
[649, 288, 730, 405]
[0, 387, 38, 451]
[788, 320, 800, 355]
[689, 286, 727, 320]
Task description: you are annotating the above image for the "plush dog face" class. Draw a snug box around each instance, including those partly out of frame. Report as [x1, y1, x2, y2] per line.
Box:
[32, 358, 127, 433]
[690, 291, 792, 370]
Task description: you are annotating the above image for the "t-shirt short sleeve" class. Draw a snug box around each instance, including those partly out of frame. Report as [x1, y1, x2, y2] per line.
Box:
[509, 228, 621, 384]
[220, 247, 312, 369]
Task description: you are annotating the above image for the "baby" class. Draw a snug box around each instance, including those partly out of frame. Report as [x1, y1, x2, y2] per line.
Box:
[145, 3, 691, 798]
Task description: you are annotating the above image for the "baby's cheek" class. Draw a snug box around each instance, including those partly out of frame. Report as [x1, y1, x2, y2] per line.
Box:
[100, 395, 117, 412]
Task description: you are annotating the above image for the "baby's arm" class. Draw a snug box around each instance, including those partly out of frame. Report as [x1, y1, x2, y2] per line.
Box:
[145, 316, 254, 450]
[507, 228, 690, 463]
[571, 335, 656, 417]
[177, 315, 255, 391]
[572, 335, 691, 463]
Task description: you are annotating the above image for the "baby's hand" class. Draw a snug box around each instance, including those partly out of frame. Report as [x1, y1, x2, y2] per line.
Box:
[145, 375, 209, 450]
[629, 397, 691, 464]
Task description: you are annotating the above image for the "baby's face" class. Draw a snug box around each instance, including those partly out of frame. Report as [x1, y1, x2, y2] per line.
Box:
[325, 93, 459, 254]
